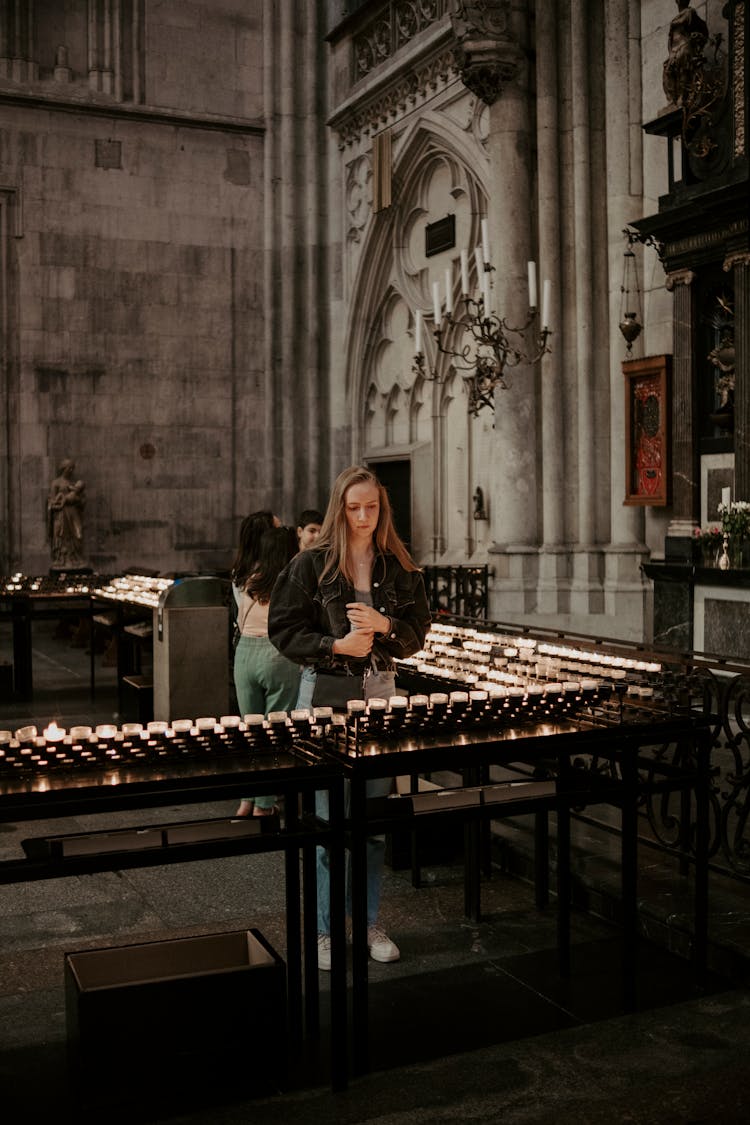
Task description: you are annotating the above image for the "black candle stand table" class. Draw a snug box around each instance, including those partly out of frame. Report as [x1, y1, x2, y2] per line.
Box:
[88, 592, 153, 714]
[0, 744, 348, 1093]
[312, 711, 712, 1077]
[1, 578, 101, 701]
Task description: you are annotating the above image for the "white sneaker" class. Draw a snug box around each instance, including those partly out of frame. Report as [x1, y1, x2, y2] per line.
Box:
[367, 924, 400, 963]
[317, 933, 332, 971]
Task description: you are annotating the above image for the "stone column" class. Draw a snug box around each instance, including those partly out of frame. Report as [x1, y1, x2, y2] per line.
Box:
[85, 0, 117, 95]
[602, 0, 650, 622]
[0, 190, 21, 572]
[487, 81, 538, 549]
[665, 268, 699, 557]
[452, 1, 536, 611]
[0, 0, 36, 81]
[113, 0, 122, 102]
[534, 0, 567, 613]
[131, 0, 142, 103]
[567, 0, 606, 614]
[102, 0, 113, 95]
[570, 0, 596, 551]
[536, 1, 564, 549]
[88, 0, 100, 90]
[453, 3, 536, 546]
[727, 252, 750, 499]
[264, 0, 328, 517]
[605, 0, 644, 548]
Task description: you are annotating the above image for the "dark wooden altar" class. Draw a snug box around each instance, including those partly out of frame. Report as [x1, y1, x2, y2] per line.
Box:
[634, 0, 749, 654]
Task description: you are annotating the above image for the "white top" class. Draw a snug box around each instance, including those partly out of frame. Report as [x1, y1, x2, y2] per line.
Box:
[236, 589, 269, 638]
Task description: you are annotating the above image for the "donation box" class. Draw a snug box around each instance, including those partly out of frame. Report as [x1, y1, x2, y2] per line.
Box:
[65, 928, 287, 1091]
[153, 576, 228, 721]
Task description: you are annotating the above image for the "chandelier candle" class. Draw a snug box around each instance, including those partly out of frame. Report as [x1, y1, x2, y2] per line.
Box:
[460, 250, 470, 295]
[527, 261, 537, 308]
[481, 218, 491, 262]
[542, 280, 552, 331]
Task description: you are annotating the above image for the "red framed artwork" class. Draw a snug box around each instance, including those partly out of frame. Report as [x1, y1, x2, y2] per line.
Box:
[623, 354, 671, 506]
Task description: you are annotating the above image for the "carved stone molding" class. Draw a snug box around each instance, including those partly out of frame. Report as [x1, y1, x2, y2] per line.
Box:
[353, 1, 448, 84]
[451, 0, 521, 105]
[665, 268, 697, 290]
[345, 154, 373, 245]
[734, 0, 745, 157]
[333, 47, 460, 149]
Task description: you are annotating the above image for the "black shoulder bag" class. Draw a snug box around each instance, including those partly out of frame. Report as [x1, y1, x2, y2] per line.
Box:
[311, 669, 364, 711]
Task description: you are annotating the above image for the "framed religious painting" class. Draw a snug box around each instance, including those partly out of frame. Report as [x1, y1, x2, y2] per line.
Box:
[623, 355, 671, 506]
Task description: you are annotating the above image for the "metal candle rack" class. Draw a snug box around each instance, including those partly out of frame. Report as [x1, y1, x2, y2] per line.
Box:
[1, 674, 677, 779]
[326, 680, 642, 757]
[0, 713, 298, 778]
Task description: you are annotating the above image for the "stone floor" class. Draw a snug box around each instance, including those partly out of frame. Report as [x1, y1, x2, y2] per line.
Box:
[3, 620, 750, 1124]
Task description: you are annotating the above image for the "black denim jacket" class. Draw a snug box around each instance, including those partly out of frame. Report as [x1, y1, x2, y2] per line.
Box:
[268, 547, 431, 674]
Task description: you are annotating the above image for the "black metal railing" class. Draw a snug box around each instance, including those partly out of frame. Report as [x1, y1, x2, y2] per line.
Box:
[423, 613, 750, 884]
[423, 565, 489, 620]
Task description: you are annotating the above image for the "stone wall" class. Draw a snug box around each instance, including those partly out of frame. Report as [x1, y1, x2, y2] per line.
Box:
[0, 0, 270, 577]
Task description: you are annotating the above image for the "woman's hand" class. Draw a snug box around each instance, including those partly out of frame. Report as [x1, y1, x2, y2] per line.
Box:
[333, 627, 375, 658]
[346, 601, 390, 634]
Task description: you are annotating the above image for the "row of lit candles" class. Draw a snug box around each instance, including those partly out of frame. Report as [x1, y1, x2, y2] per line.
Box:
[97, 575, 173, 608]
[1, 679, 616, 754]
[404, 652, 659, 688]
[1, 715, 296, 747]
[3, 578, 89, 594]
[416, 642, 661, 678]
[422, 623, 662, 675]
[409, 657, 630, 689]
[1, 675, 662, 775]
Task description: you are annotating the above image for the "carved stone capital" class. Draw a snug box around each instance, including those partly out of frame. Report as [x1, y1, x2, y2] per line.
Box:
[665, 268, 697, 290]
[723, 250, 750, 272]
[451, 0, 521, 105]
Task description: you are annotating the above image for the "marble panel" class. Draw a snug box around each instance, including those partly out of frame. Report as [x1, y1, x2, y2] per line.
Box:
[652, 574, 692, 650]
[695, 585, 750, 659]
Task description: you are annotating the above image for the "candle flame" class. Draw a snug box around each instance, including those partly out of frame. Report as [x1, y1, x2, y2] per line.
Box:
[43, 721, 66, 741]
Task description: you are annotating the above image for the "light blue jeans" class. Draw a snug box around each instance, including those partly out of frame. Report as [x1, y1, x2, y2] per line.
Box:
[297, 666, 395, 934]
[234, 634, 301, 809]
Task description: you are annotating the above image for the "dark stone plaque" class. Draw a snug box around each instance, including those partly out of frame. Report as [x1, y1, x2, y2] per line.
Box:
[426, 214, 455, 258]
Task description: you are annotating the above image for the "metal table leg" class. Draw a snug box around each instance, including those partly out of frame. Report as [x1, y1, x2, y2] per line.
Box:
[350, 774, 370, 1076]
[327, 775, 348, 1091]
[693, 729, 711, 990]
[284, 793, 303, 1051]
[620, 738, 639, 1011]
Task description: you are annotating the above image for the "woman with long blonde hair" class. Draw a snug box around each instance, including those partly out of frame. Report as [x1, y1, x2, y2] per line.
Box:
[269, 465, 431, 969]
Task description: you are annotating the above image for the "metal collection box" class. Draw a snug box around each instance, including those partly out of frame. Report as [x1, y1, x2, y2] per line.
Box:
[152, 577, 229, 720]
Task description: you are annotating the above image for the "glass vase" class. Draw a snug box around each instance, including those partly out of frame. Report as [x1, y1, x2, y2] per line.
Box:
[701, 543, 716, 568]
[729, 538, 746, 569]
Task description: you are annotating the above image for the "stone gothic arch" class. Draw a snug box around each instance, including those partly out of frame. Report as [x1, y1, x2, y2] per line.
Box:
[344, 111, 494, 561]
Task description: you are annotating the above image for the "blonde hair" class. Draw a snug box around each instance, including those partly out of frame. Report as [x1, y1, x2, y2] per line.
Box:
[316, 465, 418, 584]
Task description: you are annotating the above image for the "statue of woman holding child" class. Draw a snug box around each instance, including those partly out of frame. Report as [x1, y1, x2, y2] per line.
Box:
[48, 458, 86, 569]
